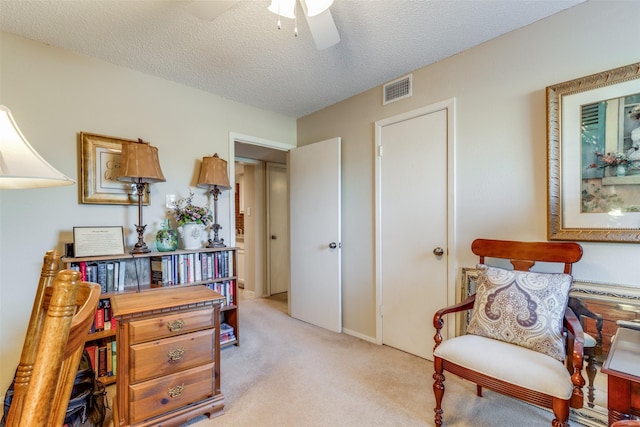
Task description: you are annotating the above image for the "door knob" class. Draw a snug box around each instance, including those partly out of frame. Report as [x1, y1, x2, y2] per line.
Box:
[271, 235, 277, 240]
[329, 242, 337, 249]
[433, 247, 444, 256]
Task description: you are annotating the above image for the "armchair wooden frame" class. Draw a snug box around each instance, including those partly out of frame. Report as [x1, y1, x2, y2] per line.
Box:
[5, 250, 101, 427]
[433, 239, 586, 427]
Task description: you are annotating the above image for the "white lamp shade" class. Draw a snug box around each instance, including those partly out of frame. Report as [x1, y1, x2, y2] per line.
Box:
[0, 105, 75, 189]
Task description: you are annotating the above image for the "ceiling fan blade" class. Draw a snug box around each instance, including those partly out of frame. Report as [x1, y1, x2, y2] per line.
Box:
[185, 0, 240, 21]
[300, 1, 340, 50]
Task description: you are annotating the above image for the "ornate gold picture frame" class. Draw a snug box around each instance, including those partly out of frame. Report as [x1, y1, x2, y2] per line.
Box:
[80, 132, 150, 205]
[547, 62, 640, 242]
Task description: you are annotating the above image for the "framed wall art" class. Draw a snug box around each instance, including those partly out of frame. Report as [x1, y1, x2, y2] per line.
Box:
[547, 62, 640, 242]
[80, 132, 150, 205]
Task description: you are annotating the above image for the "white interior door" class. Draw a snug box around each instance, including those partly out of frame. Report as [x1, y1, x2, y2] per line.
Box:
[377, 105, 450, 360]
[267, 163, 289, 295]
[290, 138, 341, 332]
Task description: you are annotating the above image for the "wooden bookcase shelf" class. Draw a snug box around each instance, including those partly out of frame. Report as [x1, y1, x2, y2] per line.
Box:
[62, 247, 239, 390]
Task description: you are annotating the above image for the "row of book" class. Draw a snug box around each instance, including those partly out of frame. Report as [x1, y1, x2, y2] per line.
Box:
[89, 298, 116, 333]
[220, 322, 236, 345]
[151, 251, 233, 287]
[86, 340, 116, 378]
[70, 259, 150, 294]
[206, 280, 236, 307]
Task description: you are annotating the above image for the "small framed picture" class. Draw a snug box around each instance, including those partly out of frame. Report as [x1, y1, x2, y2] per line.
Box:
[80, 132, 150, 205]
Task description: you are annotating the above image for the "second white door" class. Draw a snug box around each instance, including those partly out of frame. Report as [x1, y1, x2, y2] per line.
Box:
[378, 106, 450, 361]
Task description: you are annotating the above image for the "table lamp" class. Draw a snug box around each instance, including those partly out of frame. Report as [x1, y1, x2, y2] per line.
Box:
[197, 153, 231, 248]
[118, 138, 166, 253]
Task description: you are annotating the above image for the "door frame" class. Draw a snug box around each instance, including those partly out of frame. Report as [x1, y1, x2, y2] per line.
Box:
[373, 99, 457, 344]
[228, 132, 295, 299]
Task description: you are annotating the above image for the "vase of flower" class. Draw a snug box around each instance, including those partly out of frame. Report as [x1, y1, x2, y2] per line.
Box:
[172, 191, 212, 250]
[616, 164, 627, 177]
[155, 219, 178, 252]
[178, 222, 205, 250]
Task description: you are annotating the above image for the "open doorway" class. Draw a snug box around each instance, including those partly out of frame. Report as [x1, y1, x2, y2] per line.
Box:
[232, 138, 290, 301]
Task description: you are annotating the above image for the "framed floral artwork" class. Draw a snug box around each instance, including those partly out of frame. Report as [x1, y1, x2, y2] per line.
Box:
[80, 132, 150, 205]
[547, 62, 640, 242]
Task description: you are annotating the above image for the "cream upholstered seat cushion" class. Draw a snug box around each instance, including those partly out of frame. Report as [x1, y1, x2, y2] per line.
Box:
[433, 334, 573, 400]
[584, 333, 596, 348]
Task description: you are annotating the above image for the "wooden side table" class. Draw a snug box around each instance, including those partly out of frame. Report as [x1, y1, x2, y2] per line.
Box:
[601, 327, 640, 426]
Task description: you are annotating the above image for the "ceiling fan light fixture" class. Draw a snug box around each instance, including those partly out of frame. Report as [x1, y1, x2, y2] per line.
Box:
[268, 0, 296, 19]
[304, 0, 334, 17]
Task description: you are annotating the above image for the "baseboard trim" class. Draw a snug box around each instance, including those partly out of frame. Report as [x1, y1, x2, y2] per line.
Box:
[342, 328, 376, 344]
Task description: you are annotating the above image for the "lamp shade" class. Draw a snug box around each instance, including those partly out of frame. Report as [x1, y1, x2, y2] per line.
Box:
[117, 139, 166, 183]
[0, 105, 75, 189]
[197, 154, 231, 189]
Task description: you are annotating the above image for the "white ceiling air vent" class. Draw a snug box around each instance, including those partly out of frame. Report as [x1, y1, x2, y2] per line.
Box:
[383, 74, 412, 105]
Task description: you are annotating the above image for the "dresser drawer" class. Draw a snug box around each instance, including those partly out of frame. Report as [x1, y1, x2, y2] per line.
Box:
[129, 308, 214, 344]
[129, 363, 214, 424]
[130, 329, 215, 383]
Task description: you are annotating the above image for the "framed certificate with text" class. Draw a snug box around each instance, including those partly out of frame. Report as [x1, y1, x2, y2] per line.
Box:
[73, 226, 126, 257]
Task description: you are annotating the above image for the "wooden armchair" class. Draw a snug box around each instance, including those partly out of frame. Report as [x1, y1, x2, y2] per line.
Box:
[5, 250, 100, 427]
[433, 239, 585, 427]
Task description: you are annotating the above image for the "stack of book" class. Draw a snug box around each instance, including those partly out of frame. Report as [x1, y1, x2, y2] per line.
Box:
[220, 322, 236, 345]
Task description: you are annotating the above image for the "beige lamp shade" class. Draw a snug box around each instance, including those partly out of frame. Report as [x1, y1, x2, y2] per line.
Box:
[0, 105, 75, 189]
[117, 139, 166, 183]
[197, 154, 231, 189]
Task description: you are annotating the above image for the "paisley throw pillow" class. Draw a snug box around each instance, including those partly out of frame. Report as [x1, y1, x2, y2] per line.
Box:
[466, 264, 572, 361]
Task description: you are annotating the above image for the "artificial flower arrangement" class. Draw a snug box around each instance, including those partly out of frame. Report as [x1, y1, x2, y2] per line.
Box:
[589, 151, 630, 169]
[172, 191, 212, 226]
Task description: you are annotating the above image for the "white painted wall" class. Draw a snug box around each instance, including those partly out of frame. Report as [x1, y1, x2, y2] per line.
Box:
[297, 0, 640, 339]
[0, 32, 296, 395]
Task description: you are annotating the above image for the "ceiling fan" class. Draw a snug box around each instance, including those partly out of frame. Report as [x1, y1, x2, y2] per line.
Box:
[186, 0, 340, 50]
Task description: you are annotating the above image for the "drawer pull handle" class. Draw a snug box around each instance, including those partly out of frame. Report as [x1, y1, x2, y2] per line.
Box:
[167, 319, 184, 332]
[167, 383, 185, 398]
[167, 348, 185, 361]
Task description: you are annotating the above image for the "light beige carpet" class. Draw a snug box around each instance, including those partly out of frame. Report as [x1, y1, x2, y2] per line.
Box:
[103, 292, 591, 427]
[194, 293, 589, 427]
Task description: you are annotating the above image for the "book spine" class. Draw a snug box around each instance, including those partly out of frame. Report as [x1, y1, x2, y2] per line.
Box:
[118, 260, 126, 291]
[94, 300, 105, 331]
[111, 340, 117, 376]
[97, 262, 107, 293]
[103, 299, 112, 330]
[106, 262, 114, 293]
[98, 346, 108, 377]
[79, 262, 87, 281]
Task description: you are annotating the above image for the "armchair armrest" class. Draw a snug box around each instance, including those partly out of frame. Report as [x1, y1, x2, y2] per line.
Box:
[564, 307, 585, 408]
[433, 295, 475, 349]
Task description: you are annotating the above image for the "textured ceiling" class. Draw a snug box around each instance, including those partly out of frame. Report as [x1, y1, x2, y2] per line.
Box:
[0, 0, 584, 118]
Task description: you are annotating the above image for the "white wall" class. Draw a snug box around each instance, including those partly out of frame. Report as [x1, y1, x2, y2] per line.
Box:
[0, 32, 296, 395]
[297, 0, 640, 339]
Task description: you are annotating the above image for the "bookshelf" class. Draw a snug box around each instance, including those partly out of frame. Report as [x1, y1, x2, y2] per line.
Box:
[62, 247, 239, 386]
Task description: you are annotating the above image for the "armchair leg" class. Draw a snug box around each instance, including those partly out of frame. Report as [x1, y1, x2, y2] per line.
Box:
[433, 357, 445, 427]
[551, 398, 570, 427]
[585, 354, 597, 408]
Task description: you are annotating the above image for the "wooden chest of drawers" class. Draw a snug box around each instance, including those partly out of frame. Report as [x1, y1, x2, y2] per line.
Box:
[112, 286, 225, 427]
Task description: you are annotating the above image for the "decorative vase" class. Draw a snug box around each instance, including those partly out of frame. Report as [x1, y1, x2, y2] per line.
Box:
[616, 165, 627, 177]
[156, 219, 178, 252]
[178, 222, 205, 250]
